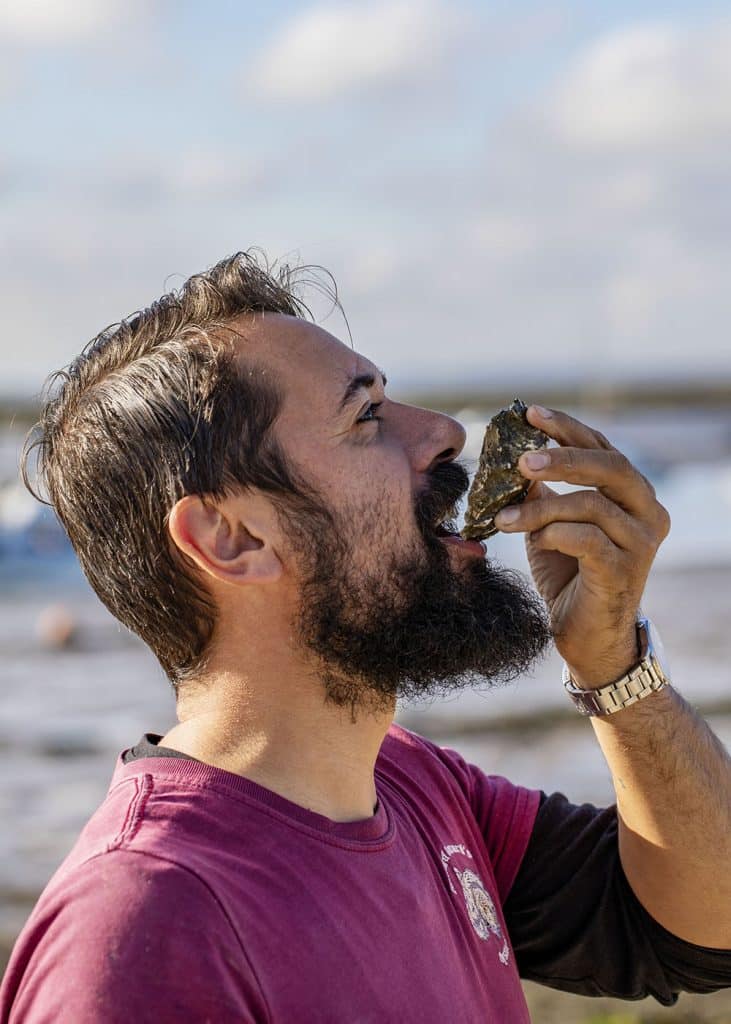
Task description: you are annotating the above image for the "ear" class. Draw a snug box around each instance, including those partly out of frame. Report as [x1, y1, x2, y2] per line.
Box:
[167, 494, 282, 587]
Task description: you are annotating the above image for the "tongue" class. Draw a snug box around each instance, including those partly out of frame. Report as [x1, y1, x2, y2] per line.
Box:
[439, 534, 486, 556]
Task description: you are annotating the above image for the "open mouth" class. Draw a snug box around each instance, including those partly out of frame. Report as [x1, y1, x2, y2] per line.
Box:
[432, 519, 486, 557]
[429, 500, 461, 538]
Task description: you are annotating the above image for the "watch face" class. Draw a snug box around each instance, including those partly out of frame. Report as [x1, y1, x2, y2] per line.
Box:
[646, 618, 672, 684]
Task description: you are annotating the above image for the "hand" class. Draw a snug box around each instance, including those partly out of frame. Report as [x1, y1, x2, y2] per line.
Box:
[494, 405, 671, 688]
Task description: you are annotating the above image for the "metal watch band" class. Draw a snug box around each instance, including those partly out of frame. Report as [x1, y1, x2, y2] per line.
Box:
[563, 656, 668, 716]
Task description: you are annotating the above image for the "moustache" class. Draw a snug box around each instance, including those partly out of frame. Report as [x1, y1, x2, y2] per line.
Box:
[414, 460, 470, 534]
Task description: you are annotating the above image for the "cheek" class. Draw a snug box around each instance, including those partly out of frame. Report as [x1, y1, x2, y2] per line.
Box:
[324, 444, 418, 546]
[345, 476, 417, 559]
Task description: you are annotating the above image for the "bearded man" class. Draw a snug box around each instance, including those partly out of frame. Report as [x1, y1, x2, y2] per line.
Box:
[1, 252, 729, 1022]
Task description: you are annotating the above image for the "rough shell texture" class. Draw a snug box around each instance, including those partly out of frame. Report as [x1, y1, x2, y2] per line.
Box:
[461, 398, 549, 541]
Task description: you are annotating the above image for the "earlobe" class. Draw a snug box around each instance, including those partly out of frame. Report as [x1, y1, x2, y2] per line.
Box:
[168, 495, 282, 586]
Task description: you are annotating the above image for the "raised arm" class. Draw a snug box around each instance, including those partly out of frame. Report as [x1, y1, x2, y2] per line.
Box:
[494, 404, 731, 949]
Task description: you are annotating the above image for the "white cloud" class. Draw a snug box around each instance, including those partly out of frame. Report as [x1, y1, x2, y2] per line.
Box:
[337, 17, 731, 381]
[4, 12, 731, 390]
[3, 150, 273, 209]
[548, 20, 731, 148]
[247, 0, 468, 102]
[98, 150, 270, 203]
[467, 212, 542, 260]
[0, 0, 146, 44]
[342, 241, 407, 298]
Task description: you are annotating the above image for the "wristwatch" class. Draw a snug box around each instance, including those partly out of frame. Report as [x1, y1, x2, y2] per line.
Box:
[562, 615, 671, 716]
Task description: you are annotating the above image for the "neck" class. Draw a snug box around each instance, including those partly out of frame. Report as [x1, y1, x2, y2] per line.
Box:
[160, 660, 394, 823]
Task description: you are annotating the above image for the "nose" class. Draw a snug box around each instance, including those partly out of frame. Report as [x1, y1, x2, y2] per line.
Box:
[399, 404, 467, 474]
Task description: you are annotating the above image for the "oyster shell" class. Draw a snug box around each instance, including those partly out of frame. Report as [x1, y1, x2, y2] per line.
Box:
[461, 398, 549, 541]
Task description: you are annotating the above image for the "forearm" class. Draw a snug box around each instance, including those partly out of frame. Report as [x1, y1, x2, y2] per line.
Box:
[591, 684, 731, 948]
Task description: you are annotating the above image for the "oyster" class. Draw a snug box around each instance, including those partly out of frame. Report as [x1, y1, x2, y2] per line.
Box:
[461, 398, 549, 541]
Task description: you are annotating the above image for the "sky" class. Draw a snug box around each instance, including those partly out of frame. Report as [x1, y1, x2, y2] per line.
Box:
[2, 0, 731, 394]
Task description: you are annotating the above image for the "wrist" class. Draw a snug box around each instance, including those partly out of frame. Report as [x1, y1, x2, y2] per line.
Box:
[563, 615, 672, 717]
[566, 633, 640, 691]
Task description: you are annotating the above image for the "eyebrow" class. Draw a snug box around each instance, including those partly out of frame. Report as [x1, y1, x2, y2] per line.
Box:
[337, 367, 388, 414]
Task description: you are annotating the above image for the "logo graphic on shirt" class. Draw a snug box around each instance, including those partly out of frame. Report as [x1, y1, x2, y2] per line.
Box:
[440, 844, 511, 965]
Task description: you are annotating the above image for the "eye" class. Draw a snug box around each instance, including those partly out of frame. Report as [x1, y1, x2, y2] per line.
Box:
[357, 402, 383, 424]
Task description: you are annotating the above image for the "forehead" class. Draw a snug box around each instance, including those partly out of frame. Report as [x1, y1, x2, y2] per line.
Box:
[230, 312, 368, 402]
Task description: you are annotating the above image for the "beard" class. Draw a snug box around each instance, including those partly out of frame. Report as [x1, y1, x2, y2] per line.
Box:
[278, 459, 552, 719]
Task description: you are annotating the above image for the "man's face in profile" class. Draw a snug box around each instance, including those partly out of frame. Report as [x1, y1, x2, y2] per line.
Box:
[236, 314, 552, 716]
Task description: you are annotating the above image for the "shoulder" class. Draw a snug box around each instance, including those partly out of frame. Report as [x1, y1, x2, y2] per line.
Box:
[381, 720, 470, 771]
[1, 848, 267, 1023]
[381, 724, 541, 901]
[380, 722, 535, 810]
[12, 847, 242, 965]
[378, 722, 473, 795]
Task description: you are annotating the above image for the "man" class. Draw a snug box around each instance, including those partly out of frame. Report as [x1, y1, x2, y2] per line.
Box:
[1, 252, 729, 1022]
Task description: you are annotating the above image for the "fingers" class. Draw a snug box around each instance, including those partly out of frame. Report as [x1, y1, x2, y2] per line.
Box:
[495, 489, 641, 553]
[521, 405, 669, 534]
[513, 407, 671, 679]
[526, 404, 615, 451]
[518, 445, 654, 519]
[526, 521, 620, 564]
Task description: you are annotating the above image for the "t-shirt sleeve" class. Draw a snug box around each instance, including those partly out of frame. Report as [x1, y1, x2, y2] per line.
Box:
[503, 791, 731, 1004]
[3, 848, 268, 1024]
[426, 739, 542, 904]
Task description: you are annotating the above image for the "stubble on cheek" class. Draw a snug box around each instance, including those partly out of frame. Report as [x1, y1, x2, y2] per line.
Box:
[339, 489, 425, 576]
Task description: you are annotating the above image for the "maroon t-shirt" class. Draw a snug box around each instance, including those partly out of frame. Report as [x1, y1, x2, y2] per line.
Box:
[0, 723, 540, 1023]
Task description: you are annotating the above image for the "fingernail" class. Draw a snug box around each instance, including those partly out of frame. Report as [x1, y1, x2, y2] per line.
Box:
[532, 405, 553, 419]
[495, 507, 520, 526]
[523, 451, 550, 470]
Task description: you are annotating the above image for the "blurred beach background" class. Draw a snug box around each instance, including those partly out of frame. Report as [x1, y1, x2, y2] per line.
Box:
[1, 1, 730, 1020]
